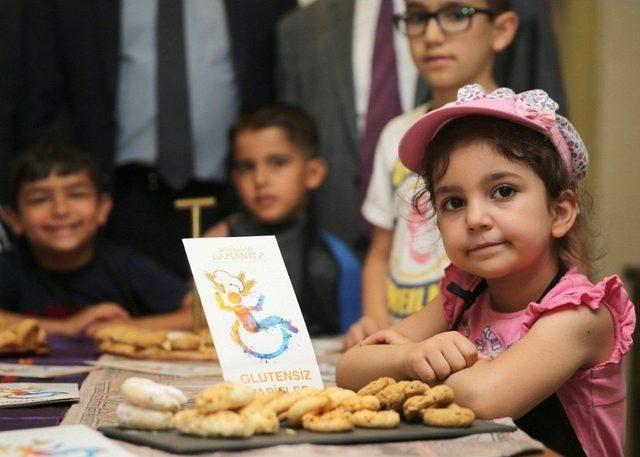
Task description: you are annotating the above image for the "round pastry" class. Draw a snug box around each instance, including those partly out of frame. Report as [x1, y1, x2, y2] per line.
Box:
[350, 409, 400, 429]
[423, 403, 475, 427]
[287, 395, 329, 427]
[339, 394, 380, 412]
[301, 409, 354, 433]
[357, 377, 397, 396]
[120, 377, 187, 412]
[195, 382, 256, 414]
[175, 409, 255, 438]
[239, 406, 280, 434]
[116, 402, 174, 430]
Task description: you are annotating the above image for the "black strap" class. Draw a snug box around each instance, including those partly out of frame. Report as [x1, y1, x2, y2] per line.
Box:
[447, 280, 487, 330]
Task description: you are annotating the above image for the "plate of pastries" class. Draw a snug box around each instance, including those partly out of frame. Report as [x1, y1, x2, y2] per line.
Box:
[0, 318, 48, 356]
[94, 324, 216, 361]
[100, 376, 516, 453]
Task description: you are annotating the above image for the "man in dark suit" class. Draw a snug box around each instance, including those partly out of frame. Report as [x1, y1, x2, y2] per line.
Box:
[19, 0, 296, 278]
[0, 0, 25, 205]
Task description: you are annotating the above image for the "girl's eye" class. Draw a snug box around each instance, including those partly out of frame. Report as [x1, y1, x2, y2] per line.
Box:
[492, 185, 516, 199]
[441, 197, 465, 211]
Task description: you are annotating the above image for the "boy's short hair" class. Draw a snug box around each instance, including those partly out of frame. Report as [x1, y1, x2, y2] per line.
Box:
[230, 103, 319, 158]
[8, 138, 102, 209]
[487, 0, 512, 14]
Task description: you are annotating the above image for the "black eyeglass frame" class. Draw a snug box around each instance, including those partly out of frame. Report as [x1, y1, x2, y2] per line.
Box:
[392, 6, 496, 37]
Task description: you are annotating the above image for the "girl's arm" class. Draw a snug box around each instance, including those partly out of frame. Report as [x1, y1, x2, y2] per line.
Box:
[444, 304, 614, 419]
[336, 295, 451, 388]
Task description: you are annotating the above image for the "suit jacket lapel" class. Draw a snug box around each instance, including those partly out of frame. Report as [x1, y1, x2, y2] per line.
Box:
[327, 0, 358, 152]
[97, 0, 120, 100]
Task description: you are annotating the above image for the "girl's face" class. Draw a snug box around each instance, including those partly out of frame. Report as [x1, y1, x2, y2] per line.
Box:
[432, 141, 567, 281]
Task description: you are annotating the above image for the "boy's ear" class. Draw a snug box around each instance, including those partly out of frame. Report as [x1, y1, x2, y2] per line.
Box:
[304, 157, 328, 191]
[550, 190, 579, 239]
[491, 11, 519, 53]
[1, 206, 25, 236]
[96, 193, 113, 227]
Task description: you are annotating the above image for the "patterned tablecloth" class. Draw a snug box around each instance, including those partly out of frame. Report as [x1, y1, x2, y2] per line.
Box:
[61, 339, 546, 457]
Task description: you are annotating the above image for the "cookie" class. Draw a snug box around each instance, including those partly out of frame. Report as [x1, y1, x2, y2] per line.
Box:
[403, 385, 455, 422]
[301, 409, 353, 433]
[423, 403, 475, 427]
[13, 319, 39, 346]
[99, 340, 136, 357]
[320, 387, 357, 412]
[196, 382, 256, 413]
[116, 402, 174, 430]
[403, 380, 430, 398]
[264, 387, 319, 414]
[287, 395, 329, 427]
[121, 377, 187, 412]
[357, 377, 397, 396]
[0, 330, 16, 349]
[376, 380, 410, 411]
[239, 406, 279, 434]
[167, 332, 201, 351]
[113, 328, 167, 348]
[339, 394, 380, 412]
[175, 409, 254, 438]
[350, 409, 400, 429]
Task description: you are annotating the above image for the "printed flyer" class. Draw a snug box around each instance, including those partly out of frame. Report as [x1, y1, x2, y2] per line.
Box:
[183, 236, 323, 392]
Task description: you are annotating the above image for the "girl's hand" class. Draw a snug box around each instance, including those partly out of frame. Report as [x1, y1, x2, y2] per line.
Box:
[402, 331, 480, 385]
[360, 329, 411, 346]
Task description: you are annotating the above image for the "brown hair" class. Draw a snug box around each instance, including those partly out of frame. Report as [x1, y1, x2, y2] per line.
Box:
[229, 103, 319, 159]
[8, 138, 102, 210]
[416, 116, 594, 274]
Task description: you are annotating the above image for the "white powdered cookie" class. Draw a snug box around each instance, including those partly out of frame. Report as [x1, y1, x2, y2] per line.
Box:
[116, 402, 174, 430]
[120, 377, 187, 412]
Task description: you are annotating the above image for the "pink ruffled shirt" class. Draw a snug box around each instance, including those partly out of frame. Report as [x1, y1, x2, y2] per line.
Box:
[441, 264, 635, 457]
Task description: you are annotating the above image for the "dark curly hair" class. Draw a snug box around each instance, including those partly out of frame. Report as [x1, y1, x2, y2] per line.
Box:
[415, 115, 595, 274]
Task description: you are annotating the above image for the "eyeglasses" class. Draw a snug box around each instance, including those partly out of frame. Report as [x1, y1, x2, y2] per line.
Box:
[393, 6, 495, 37]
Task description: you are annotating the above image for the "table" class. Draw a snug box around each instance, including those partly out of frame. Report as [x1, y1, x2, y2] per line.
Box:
[0, 335, 97, 431]
[2, 336, 554, 456]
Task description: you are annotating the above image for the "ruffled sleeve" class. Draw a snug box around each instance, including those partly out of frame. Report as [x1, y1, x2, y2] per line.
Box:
[522, 268, 636, 366]
[440, 263, 484, 327]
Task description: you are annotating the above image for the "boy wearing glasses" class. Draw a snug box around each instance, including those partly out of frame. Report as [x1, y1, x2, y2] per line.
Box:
[344, 1, 518, 347]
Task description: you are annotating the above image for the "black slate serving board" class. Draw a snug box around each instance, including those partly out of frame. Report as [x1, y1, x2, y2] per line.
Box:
[100, 420, 516, 454]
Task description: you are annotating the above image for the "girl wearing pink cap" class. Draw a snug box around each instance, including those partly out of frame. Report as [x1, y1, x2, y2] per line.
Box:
[337, 84, 635, 457]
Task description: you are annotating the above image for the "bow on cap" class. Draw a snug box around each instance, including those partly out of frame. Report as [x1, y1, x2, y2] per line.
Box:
[454, 84, 588, 180]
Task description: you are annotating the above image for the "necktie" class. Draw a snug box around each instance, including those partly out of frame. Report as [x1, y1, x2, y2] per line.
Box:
[360, 0, 403, 206]
[157, 0, 193, 190]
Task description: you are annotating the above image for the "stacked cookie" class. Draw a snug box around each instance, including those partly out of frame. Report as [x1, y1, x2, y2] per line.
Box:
[95, 324, 216, 360]
[359, 377, 476, 427]
[0, 319, 47, 354]
[116, 377, 188, 430]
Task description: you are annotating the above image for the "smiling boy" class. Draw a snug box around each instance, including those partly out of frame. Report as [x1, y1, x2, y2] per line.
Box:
[0, 140, 193, 335]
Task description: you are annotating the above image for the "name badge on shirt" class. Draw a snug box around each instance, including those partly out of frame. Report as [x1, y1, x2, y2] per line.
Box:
[182, 236, 323, 392]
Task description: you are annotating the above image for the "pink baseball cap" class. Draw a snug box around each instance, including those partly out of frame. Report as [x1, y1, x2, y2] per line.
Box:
[399, 84, 588, 180]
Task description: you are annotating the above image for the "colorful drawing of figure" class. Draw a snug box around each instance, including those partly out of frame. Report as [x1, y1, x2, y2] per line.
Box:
[208, 270, 298, 360]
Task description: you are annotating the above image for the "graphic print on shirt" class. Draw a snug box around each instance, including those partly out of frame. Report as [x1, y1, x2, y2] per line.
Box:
[387, 161, 448, 317]
[208, 270, 298, 361]
[459, 321, 506, 359]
